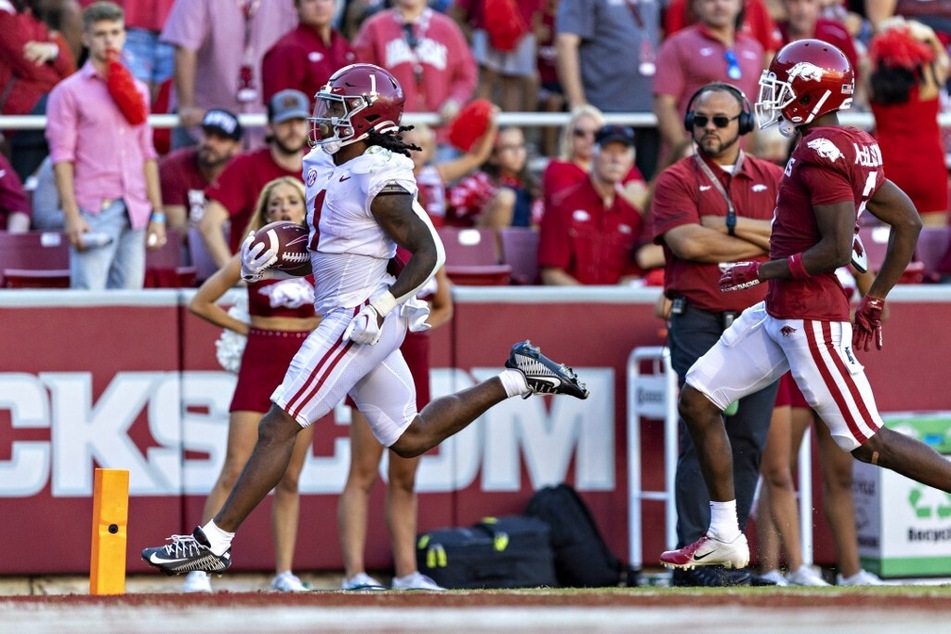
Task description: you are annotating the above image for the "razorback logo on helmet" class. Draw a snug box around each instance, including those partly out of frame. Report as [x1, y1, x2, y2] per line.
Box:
[807, 137, 843, 161]
[787, 62, 824, 82]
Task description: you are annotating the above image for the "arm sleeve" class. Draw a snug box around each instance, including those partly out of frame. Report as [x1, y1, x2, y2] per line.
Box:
[650, 168, 700, 243]
[555, 0, 594, 39]
[44, 85, 78, 164]
[0, 12, 47, 81]
[799, 163, 855, 206]
[447, 24, 478, 105]
[352, 19, 380, 65]
[159, 0, 208, 49]
[652, 38, 685, 98]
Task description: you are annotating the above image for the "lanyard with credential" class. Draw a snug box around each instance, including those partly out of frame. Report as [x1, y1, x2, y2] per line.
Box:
[235, 0, 262, 105]
[693, 152, 744, 236]
[624, 0, 656, 76]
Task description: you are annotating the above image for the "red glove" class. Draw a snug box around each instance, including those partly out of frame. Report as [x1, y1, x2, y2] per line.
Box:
[719, 262, 761, 292]
[853, 296, 885, 351]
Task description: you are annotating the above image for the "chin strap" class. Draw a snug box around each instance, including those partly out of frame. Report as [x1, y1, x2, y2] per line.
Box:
[778, 118, 797, 138]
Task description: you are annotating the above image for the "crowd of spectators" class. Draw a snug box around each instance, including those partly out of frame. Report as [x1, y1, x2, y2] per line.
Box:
[1, 0, 950, 287]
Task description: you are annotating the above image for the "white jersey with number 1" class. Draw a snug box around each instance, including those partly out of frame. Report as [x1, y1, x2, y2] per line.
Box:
[302, 145, 419, 316]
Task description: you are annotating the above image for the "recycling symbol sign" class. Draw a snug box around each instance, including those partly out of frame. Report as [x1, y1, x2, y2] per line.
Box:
[908, 486, 951, 520]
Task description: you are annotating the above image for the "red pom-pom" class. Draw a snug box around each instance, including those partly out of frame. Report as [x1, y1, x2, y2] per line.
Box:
[870, 27, 935, 71]
[251, 221, 311, 276]
[447, 99, 494, 152]
[106, 50, 147, 125]
[483, 0, 529, 52]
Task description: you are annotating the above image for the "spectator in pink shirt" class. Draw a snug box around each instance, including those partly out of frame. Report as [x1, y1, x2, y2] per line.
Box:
[46, 1, 166, 289]
[353, 0, 477, 149]
[261, 0, 355, 106]
[160, 0, 297, 149]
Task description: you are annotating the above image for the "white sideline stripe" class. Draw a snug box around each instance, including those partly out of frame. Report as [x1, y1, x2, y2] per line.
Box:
[3, 605, 948, 633]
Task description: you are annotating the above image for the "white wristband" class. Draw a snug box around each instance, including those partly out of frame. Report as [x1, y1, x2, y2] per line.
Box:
[370, 291, 398, 318]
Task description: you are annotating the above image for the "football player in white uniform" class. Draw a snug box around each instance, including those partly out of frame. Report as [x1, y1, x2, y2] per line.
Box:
[142, 64, 590, 576]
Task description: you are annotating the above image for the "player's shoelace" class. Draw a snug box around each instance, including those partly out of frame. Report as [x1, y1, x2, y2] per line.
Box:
[161, 534, 204, 558]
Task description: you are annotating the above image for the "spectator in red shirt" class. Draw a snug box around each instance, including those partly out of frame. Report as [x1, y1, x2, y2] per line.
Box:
[538, 125, 646, 285]
[0, 152, 31, 231]
[160, 108, 243, 232]
[542, 105, 603, 206]
[199, 89, 308, 267]
[868, 18, 949, 227]
[353, 0, 477, 148]
[653, 0, 766, 157]
[261, 0, 355, 106]
[542, 105, 648, 213]
[447, 126, 542, 229]
[0, 0, 77, 180]
[664, 0, 783, 58]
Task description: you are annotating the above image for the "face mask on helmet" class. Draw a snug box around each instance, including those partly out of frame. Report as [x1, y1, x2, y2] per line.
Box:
[756, 70, 799, 138]
[308, 92, 368, 155]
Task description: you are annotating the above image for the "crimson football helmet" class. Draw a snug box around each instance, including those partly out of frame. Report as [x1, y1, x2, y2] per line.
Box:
[756, 39, 854, 137]
[309, 63, 405, 154]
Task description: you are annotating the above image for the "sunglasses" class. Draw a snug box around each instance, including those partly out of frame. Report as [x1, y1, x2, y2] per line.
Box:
[572, 128, 596, 138]
[691, 113, 740, 129]
[724, 49, 742, 80]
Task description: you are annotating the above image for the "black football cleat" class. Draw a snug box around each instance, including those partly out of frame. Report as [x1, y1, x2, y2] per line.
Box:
[141, 526, 232, 575]
[505, 340, 590, 399]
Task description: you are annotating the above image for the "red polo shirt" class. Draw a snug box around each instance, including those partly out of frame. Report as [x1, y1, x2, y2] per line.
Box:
[261, 25, 355, 105]
[653, 25, 764, 118]
[651, 152, 783, 312]
[538, 177, 644, 285]
[205, 148, 302, 254]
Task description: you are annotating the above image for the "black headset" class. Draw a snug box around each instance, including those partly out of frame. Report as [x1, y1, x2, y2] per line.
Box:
[683, 82, 756, 136]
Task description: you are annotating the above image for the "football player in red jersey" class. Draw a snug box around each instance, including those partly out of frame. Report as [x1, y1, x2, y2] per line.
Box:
[141, 64, 589, 577]
[659, 39, 951, 573]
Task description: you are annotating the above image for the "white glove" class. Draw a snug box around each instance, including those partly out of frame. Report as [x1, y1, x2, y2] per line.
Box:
[240, 232, 278, 282]
[403, 297, 432, 333]
[343, 303, 383, 345]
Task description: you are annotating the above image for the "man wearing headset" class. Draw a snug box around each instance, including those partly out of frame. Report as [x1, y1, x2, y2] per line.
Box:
[650, 82, 784, 587]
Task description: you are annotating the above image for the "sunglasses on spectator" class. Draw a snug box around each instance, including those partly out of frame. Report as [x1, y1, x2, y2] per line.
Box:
[572, 128, 597, 138]
[724, 50, 742, 80]
[691, 114, 740, 129]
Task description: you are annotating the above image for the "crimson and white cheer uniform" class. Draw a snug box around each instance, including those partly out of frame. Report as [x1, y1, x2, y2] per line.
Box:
[271, 147, 441, 447]
[231, 277, 316, 413]
[686, 126, 885, 451]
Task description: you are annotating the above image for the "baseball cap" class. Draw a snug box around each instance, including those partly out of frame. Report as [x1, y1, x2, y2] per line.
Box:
[201, 109, 242, 141]
[268, 89, 310, 123]
[595, 125, 635, 148]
